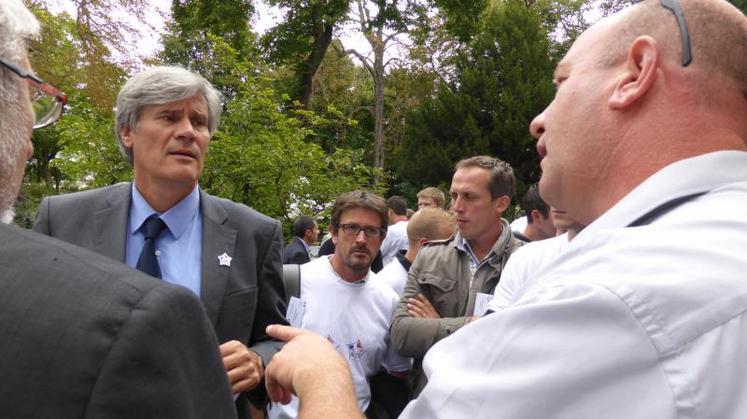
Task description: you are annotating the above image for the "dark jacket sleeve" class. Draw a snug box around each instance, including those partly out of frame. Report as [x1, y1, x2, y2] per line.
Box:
[86, 283, 237, 419]
[32, 197, 51, 235]
[248, 221, 289, 364]
[282, 239, 311, 265]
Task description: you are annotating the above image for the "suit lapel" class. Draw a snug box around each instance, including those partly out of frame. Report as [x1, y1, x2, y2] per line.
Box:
[93, 183, 131, 262]
[199, 191, 237, 326]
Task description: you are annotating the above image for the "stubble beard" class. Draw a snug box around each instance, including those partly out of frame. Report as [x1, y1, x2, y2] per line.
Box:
[342, 246, 373, 276]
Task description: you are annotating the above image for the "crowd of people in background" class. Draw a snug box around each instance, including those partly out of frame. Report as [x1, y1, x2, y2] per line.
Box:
[2, 0, 747, 418]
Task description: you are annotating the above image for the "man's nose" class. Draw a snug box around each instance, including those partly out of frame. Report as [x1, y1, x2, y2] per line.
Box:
[175, 117, 197, 140]
[529, 109, 546, 140]
[451, 196, 463, 212]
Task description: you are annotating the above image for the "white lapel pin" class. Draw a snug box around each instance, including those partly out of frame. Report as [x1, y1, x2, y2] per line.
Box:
[218, 252, 232, 267]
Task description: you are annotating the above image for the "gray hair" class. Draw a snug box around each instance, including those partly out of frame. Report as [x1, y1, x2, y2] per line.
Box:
[0, 0, 40, 222]
[0, 0, 38, 62]
[114, 66, 222, 164]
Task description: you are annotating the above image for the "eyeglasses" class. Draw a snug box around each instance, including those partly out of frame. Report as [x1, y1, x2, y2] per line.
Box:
[0, 56, 67, 129]
[660, 0, 692, 67]
[339, 223, 384, 238]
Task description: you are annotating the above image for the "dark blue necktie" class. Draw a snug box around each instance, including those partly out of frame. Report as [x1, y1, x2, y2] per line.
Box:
[136, 215, 167, 278]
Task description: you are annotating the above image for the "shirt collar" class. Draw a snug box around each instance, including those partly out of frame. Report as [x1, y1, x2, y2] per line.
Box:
[297, 236, 311, 252]
[455, 219, 511, 261]
[326, 255, 369, 284]
[130, 183, 200, 239]
[577, 151, 747, 242]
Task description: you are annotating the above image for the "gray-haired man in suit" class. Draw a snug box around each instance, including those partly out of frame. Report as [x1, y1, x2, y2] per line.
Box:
[0, 1, 235, 417]
[33, 65, 288, 416]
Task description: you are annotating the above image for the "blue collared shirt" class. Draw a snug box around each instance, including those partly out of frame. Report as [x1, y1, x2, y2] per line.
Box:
[456, 237, 495, 277]
[300, 237, 310, 252]
[125, 184, 203, 296]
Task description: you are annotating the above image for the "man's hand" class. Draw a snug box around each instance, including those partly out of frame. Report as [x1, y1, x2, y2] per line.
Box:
[219, 340, 264, 394]
[407, 293, 440, 318]
[264, 325, 359, 409]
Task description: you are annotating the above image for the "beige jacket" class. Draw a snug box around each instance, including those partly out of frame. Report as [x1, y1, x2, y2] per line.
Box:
[390, 220, 523, 393]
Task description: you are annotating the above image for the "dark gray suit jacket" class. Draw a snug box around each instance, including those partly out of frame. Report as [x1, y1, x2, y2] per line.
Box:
[282, 236, 311, 265]
[33, 183, 288, 409]
[0, 223, 236, 418]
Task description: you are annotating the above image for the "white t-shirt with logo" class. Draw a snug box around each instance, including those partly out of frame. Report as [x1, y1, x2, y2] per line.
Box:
[268, 256, 411, 418]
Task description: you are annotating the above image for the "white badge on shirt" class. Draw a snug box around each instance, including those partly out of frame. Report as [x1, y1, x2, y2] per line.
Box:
[286, 296, 307, 328]
[473, 292, 494, 316]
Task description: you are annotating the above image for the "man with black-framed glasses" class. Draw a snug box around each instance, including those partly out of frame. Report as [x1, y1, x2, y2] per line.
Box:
[0, 1, 236, 417]
[259, 1, 747, 418]
[268, 190, 410, 419]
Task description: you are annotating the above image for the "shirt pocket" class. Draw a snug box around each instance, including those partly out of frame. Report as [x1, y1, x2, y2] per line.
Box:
[417, 273, 459, 316]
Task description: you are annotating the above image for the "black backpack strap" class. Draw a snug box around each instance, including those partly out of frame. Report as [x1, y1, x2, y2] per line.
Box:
[282, 264, 301, 300]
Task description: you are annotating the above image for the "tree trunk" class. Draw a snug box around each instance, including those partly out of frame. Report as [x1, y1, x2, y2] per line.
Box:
[372, 26, 386, 168]
[299, 4, 335, 107]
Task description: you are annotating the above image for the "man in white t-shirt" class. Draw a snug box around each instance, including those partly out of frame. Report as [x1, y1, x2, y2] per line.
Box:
[268, 191, 410, 419]
[380, 196, 409, 265]
[490, 208, 584, 310]
[378, 208, 456, 296]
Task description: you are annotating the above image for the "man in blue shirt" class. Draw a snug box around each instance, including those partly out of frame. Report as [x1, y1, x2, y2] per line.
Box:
[33, 66, 288, 417]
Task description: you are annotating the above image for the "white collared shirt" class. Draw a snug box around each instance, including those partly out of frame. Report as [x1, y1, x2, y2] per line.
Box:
[402, 151, 747, 419]
[488, 232, 570, 311]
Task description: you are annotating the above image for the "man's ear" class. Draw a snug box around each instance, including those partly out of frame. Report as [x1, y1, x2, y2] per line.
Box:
[609, 35, 659, 110]
[494, 195, 511, 213]
[530, 209, 541, 223]
[119, 126, 134, 148]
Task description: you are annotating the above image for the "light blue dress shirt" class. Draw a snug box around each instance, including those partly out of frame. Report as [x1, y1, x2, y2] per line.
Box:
[125, 184, 203, 297]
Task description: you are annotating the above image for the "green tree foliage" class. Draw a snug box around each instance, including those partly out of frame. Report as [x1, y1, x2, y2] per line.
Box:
[28, 0, 155, 69]
[161, 0, 259, 101]
[161, 26, 386, 228]
[262, 0, 350, 106]
[16, 4, 131, 227]
[432, 0, 490, 42]
[166, 0, 255, 55]
[26, 6, 127, 186]
[730, 0, 747, 14]
[306, 40, 374, 153]
[398, 0, 554, 193]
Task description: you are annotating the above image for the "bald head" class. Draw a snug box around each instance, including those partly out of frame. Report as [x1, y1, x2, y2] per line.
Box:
[407, 208, 456, 250]
[600, 0, 747, 94]
[530, 0, 747, 226]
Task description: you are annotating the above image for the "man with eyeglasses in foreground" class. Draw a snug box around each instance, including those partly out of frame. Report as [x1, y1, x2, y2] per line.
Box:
[267, 191, 410, 419]
[0, 1, 236, 417]
[261, 0, 747, 418]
